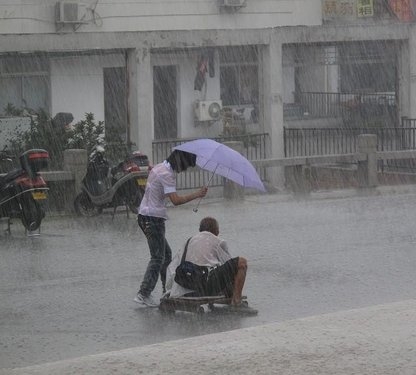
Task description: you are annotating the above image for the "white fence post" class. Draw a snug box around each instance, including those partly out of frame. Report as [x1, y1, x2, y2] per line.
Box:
[357, 134, 378, 188]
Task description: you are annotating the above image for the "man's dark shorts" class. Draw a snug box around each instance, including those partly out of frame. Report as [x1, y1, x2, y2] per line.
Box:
[206, 257, 239, 297]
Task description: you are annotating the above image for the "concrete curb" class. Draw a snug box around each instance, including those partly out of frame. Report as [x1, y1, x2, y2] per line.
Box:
[3, 299, 416, 375]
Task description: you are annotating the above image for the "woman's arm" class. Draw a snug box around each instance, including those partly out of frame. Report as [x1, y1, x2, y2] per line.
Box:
[167, 186, 208, 206]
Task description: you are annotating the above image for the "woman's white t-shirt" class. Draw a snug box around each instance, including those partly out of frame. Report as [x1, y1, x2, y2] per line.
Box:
[138, 161, 176, 220]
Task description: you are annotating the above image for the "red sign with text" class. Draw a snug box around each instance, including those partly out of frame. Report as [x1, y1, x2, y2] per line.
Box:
[389, 0, 414, 21]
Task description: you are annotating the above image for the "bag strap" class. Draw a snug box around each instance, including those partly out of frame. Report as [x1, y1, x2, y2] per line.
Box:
[180, 237, 192, 264]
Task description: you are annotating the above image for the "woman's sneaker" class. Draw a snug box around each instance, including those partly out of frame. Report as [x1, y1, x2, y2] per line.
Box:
[134, 292, 159, 307]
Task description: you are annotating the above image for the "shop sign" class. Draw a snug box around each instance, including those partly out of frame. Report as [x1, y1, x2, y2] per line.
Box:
[357, 0, 374, 17]
[323, 0, 356, 20]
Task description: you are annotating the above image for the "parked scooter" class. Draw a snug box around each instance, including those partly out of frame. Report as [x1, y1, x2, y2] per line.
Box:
[74, 149, 150, 217]
[0, 148, 49, 232]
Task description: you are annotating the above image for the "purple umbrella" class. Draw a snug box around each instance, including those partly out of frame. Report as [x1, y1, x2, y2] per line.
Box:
[173, 138, 266, 207]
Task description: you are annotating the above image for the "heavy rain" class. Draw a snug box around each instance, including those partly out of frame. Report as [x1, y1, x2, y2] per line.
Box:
[1, 0, 416, 373]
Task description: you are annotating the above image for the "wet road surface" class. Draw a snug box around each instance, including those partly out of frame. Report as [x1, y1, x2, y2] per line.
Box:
[1, 191, 416, 369]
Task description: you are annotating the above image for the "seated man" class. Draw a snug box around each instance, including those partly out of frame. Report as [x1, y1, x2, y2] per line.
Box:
[166, 216, 255, 312]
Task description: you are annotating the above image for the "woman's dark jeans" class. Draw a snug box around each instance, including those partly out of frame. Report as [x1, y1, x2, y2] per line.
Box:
[138, 215, 172, 297]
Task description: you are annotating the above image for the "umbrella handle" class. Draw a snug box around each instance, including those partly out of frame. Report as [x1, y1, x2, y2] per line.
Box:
[192, 204, 200, 213]
[193, 169, 216, 213]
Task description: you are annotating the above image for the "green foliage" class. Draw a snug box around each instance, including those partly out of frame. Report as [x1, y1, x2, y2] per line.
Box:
[27, 110, 70, 168]
[67, 113, 106, 158]
[3, 103, 25, 117]
[7, 126, 31, 168]
[4, 108, 130, 169]
[5, 109, 69, 168]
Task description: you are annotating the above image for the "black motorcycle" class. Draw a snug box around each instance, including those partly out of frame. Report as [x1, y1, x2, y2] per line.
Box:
[74, 150, 150, 217]
[0, 148, 49, 232]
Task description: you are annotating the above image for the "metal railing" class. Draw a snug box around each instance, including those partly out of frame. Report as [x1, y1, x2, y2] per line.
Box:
[284, 125, 416, 172]
[283, 127, 416, 157]
[286, 91, 397, 125]
[152, 133, 269, 190]
[252, 135, 416, 192]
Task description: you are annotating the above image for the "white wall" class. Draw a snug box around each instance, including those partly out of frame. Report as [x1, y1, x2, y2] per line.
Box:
[50, 53, 125, 124]
[0, 0, 322, 34]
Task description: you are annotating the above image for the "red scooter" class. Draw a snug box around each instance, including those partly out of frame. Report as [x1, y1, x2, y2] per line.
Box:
[0, 148, 49, 232]
[74, 149, 151, 217]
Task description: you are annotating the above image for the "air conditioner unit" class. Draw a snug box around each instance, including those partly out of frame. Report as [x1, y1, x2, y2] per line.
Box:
[55, 1, 81, 23]
[194, 100, 222, 122]
[219, 0, 247, 8]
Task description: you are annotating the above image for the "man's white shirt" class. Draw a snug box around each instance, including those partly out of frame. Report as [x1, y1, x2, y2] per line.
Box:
[166, 231, 232, 297]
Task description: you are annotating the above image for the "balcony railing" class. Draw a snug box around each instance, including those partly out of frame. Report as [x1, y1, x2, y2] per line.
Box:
[285, 91, 397, 126]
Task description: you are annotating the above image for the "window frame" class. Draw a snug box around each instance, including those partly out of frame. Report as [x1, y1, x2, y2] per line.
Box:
[0, 54, 50, 114]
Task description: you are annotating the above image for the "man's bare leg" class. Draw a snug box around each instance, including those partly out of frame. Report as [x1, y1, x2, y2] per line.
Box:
[231, 257, 247, 305]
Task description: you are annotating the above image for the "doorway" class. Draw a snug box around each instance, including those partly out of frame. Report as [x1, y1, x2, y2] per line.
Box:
[104, 67, 127, 143]
[153, 65, 177, 139]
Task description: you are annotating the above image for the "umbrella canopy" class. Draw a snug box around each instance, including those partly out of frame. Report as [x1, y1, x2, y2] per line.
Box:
[173, 138, 266, 192]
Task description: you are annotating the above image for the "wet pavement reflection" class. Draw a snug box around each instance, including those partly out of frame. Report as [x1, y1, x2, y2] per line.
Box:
[1, 192, 416, 368]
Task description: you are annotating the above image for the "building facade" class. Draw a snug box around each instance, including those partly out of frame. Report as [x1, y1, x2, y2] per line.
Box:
[0, 0, 415, 187]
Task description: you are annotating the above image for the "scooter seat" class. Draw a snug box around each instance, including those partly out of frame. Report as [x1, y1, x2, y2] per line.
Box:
[0, 169, 24, 188]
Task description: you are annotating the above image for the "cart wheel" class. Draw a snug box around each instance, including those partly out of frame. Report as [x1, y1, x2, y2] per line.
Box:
[159, 300, 175, 315]
[195, 306, 205, 314]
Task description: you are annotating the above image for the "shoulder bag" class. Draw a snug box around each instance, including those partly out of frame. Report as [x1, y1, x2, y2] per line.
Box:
[174, 237, 209, 293]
